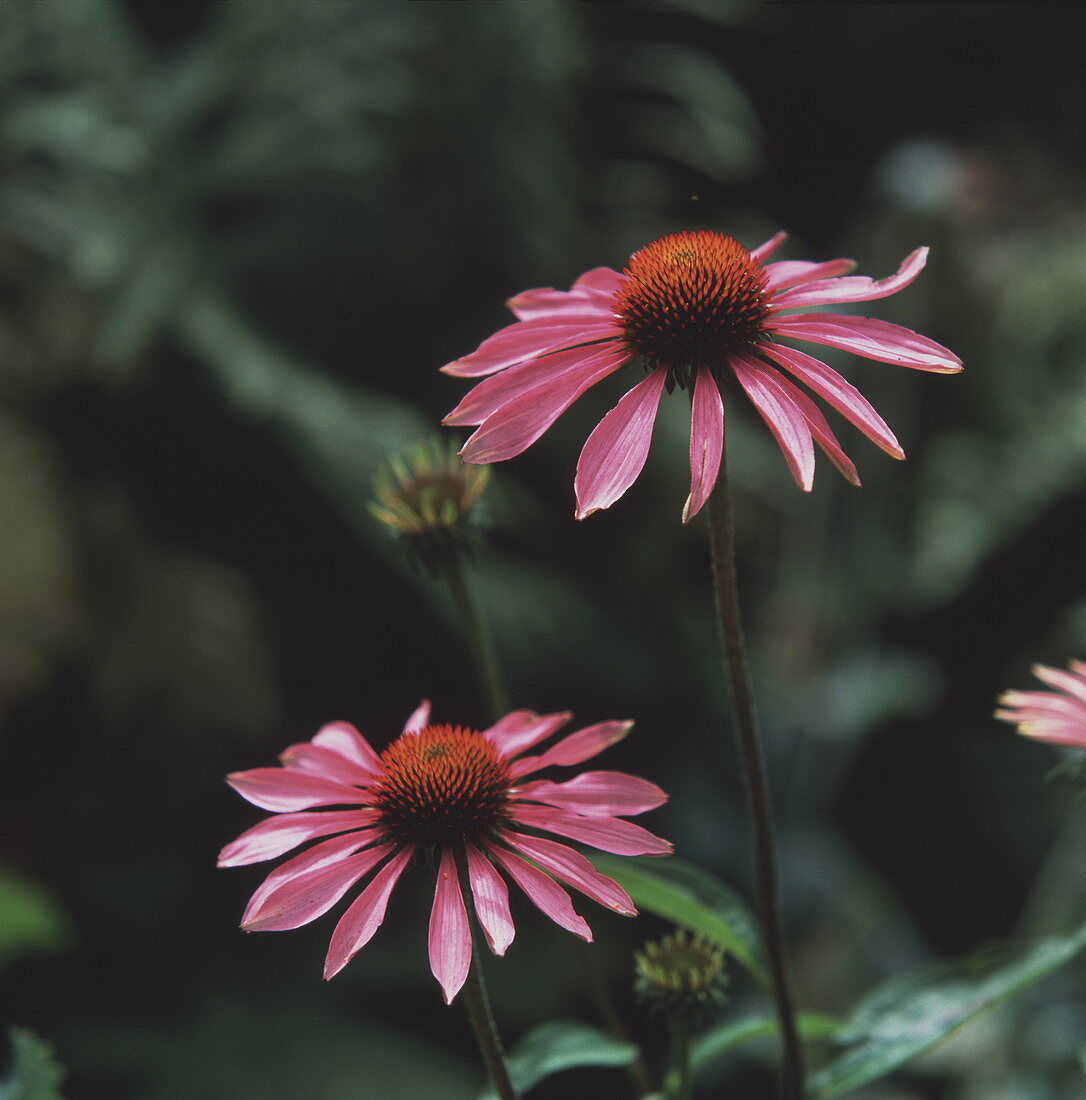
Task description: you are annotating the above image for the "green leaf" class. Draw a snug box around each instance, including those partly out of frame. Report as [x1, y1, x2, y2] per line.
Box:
[811, 923, 1086, 1097]
[0, 869, 69, 973]
[477, 1021, 638, 1100]
[592, 856, 765, 982]
[692, 1012, 841, 1073]
[0, 1028, 65, 1100]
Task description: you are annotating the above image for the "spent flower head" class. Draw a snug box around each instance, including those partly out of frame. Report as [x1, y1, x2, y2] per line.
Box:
[220, 701, 671, 1003]
[443, 230, 961, 521]
[635, 929, 729, 1025]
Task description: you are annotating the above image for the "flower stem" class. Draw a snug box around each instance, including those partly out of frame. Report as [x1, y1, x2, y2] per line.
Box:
[668, 1017, 692, 1100]
[443, 554, 510, 720]
[705, 449, 806, 1099]
[464, 954, 519, 1100]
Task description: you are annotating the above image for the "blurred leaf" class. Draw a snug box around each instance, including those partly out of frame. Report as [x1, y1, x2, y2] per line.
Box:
[810, 923, 1086, 1097]
[477, 1021, 637, 1100]
[592, 856, 764, 982]
[0, 869, 69, 972]
[0, 1029, 65, 1100]
[692, 1012, 840, 1073]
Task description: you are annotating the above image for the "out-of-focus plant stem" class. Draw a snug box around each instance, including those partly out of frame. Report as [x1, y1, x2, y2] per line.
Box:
[464, 953, 519, 1100]
[706, 446, 806, 1100]
[668, 1016, 692, 1100]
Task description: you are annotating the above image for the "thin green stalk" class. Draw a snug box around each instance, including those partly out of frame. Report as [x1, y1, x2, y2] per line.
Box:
[464, 954, 519, 1100]
[668, 1016, 692, 1100]
[443, 554, 510, 719]
[705, 449, 806, 1099]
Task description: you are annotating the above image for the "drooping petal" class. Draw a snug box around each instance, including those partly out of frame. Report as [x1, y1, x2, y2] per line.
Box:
[403, 699, 432, 735]
[574, 367, 669, 520]
[428, 849, 472, 1004]
[515, 771, 667, 816]
[770, 247, 928, 309]
[730, 351, 815, 490]
[683, 366, 724, 524]
[459, 347, 628, 464]
[243, 843, 394, 933]
[768, 313, 962, 373]
[311, 722, 382, 778]
[241, 831, 383, 924]
[1031, 663, 1086, 705]
[750, 230, 787, 262]
[324, 845, 415, 980]
[509, 720, 633, 779]
[761, 343, 904, 459]
[218, 809, 380, 867]
[481, 710, 572, 758]
[279, 743, 374, 787]
[763, 257, 857, 295]
[486, 844, 592, 941]
[226, 768, 365, 813]
[499, 831, 636, 916]
[442, 315, 620, 378]
[509, 804, 673, 857]
[465, 843, 515, 956]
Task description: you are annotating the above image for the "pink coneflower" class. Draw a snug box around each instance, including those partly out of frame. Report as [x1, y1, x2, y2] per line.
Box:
[443, 231, 962, 521]
[219, 701, 671, 1003]
[995, 660, 1086, 747]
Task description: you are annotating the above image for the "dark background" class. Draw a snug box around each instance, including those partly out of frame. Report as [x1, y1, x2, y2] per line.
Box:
[2, 3, 1085, 1097]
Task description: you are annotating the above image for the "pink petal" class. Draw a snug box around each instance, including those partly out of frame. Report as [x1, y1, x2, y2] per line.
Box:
[761, 343, 904, 459]
[515, 771, 667, 816]
[768, 313, 962, 373]
[459, 346, 627, 464]
[509, 720, 633, 779]
[509, 804, 673, 857]
[997, 691, 1086, 721]
[324, 845, 415, 980]
[750, 231, 787, 262]
[499, 831, 636, 916]
[763, 257, 857, 295]
[1032, 663, 1086, 705]
[279, 742, 374, 787]
[226, 768, 365, 813]
[403, 699, 432, 734]
[241, 831, 382, 925]
[445, 340, 624, 427]
[243, 843, 393, 933]
[442, 315, 620, 378]
[428, 848, 473, 1004]
[770, 247, 928, 309]
[1016, 722, 1086, 748]
[482, 710, 572, 758]
[507, 268, 622, 320]
[683, 366, 724, 524]
[486, 843, 592, 941]
[218, 808, 380, 867]
[730, 351, 815, 490]
[465, 843, 515, 956]
[574, 367, 668, 520]
[311, 722, 382, 778]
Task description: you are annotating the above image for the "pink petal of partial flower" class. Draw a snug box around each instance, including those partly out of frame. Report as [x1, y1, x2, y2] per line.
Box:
[507, 268, 622, 320]
[445, 340, 624, 427]
[683, 366, 724, 524]
[428, 848, 472, 1004]
[243, 843, 394, 933]
[750, 231, 788, 262]
[486, 844, 592, 941]
[574, 367, 668, 520]
[499, 831, 636, 916]
[279, 743, 374, 787]
[311, 722, 382, 778]
[226, 768, 365, 813]
[218, 808, 380, 867]
[516, 771, 667, 816]
[730, 352, 816, 491]
[403, 699, 432, 734]
[442, 315, 620, 378]
[459, 347, 628, 464]
[241, 831, 382, 925]
[997, 691, 1086, 721]
[763, 257, 858, 295]
[1031, 663, 1086, 705]
[481, 710, 572, 758]
[324, 845, 415, 980]
[770, 247, 928, 309]
[769, 313, 962, 373]
[509, 804, 673, 857]
[465, 843, 515, 956]
[509, 720, 633, 778]
[761, 343, 904, 459]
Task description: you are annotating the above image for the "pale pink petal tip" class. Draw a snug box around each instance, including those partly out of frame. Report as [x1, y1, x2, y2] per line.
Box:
[404, 699, 432, 734]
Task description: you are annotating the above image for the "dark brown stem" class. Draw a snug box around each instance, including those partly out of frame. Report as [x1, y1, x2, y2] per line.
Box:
[463, 955, 519, 1100]
[705, 448, 806, 1099]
